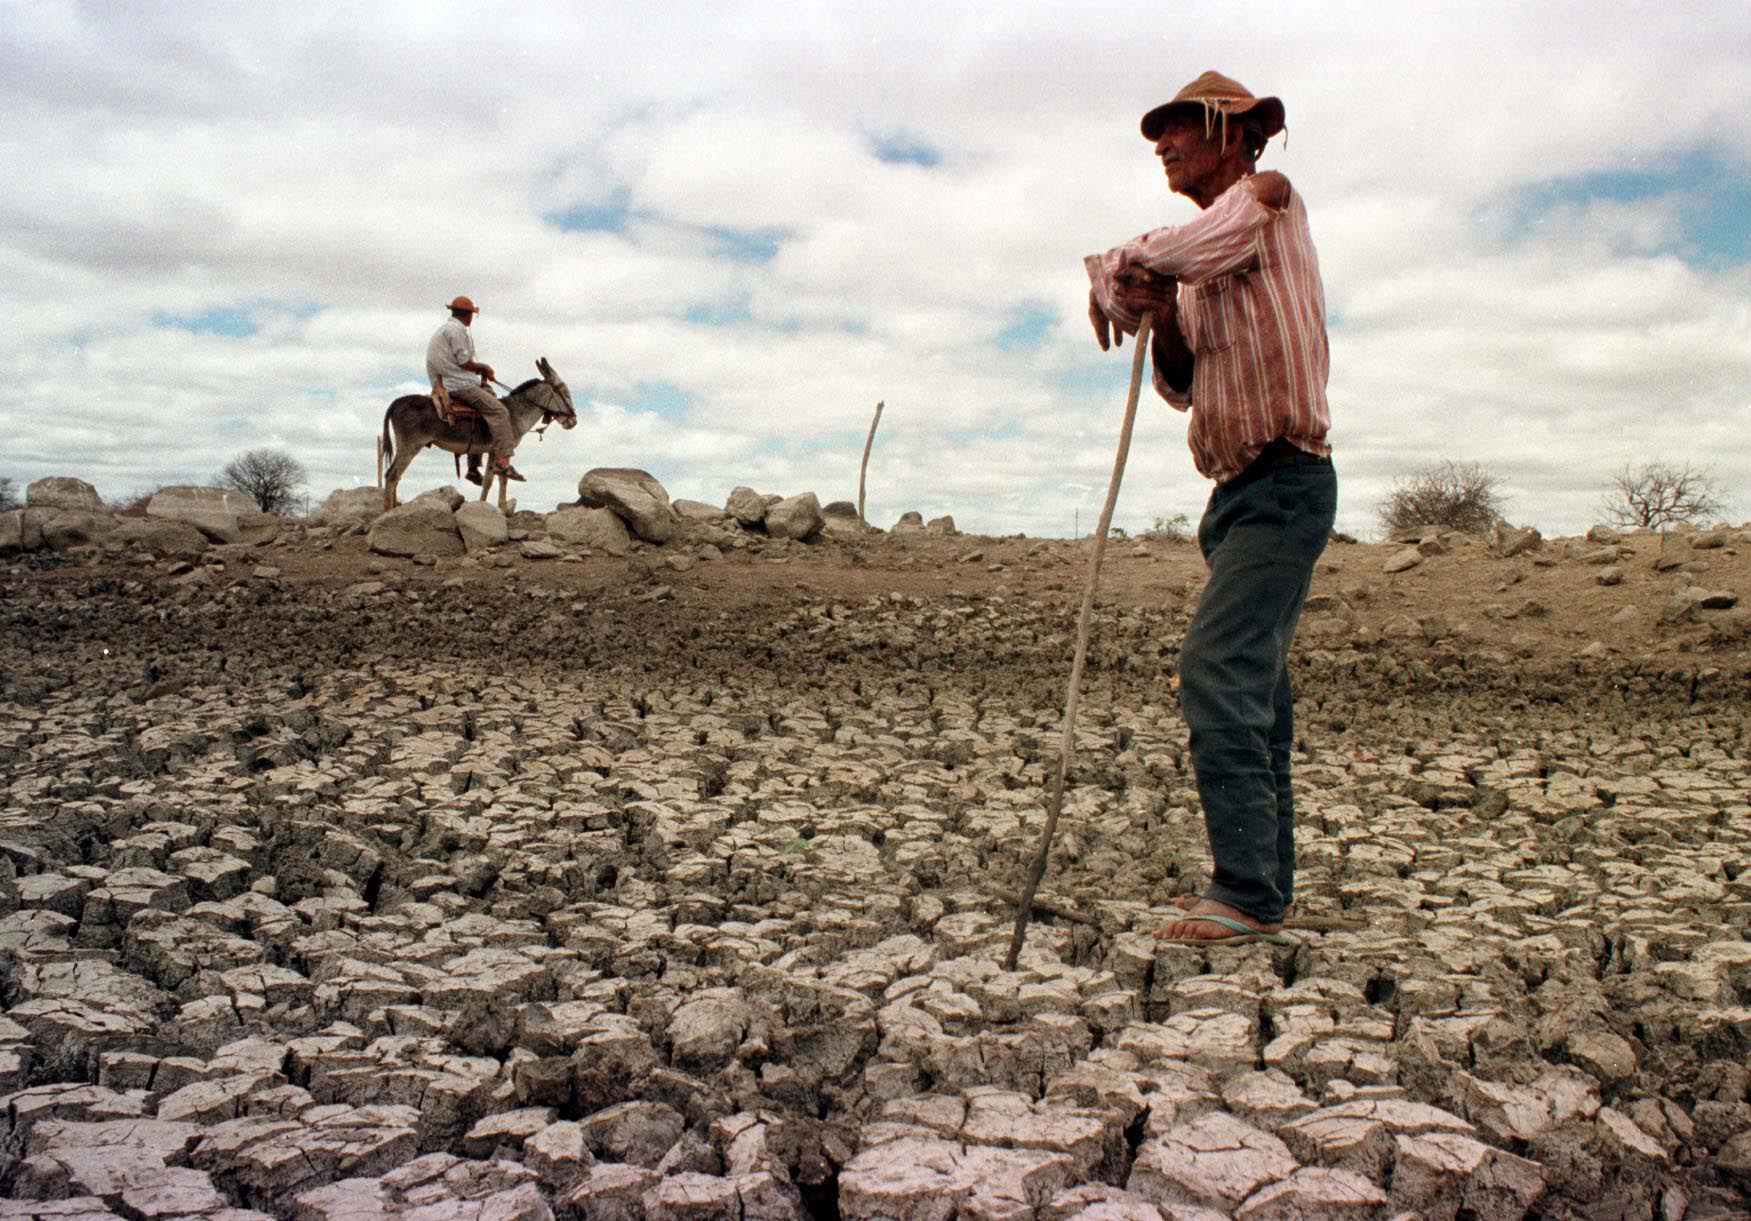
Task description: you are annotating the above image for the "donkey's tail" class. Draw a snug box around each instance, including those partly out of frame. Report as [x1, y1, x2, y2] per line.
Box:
[380, 406, 395, 473]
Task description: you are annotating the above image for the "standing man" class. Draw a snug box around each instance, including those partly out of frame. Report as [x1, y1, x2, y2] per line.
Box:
[427, 295, 524, 484]
[1086, 71, 1335, 945]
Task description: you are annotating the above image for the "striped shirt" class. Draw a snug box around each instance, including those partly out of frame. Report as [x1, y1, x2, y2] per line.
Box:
[1085, 175, 1330, 484]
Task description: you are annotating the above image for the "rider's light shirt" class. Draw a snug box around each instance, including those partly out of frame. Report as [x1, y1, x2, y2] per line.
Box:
[425, 318, 479, 393]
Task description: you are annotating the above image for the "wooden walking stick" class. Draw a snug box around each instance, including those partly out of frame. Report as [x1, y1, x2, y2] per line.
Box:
[1005, 312, 1152, 970]
[858, 400, 884, 524]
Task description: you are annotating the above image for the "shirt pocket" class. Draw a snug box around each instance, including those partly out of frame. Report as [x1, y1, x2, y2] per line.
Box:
[1190, 275, 1239, 355]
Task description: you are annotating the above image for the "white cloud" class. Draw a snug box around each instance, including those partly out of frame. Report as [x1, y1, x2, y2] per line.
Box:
[2, 2, 1749, 540]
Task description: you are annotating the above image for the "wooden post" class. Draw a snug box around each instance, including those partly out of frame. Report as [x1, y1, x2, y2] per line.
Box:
[858, 400, 884, 524]
[1005, 313, 1152, 970]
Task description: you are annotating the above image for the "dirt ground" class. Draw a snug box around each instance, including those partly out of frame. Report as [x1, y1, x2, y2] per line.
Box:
[1, 515, 1749, 1218]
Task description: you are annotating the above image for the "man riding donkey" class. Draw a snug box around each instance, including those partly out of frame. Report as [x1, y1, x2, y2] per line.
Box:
[1086, 71, 1336, 947]
[426, 295, 525, 486]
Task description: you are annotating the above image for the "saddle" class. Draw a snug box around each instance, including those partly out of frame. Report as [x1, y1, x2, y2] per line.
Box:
[430, 380, 481, 426]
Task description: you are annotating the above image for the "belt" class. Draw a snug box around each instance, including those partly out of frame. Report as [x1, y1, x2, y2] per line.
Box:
[1246, 438, 1331, 474]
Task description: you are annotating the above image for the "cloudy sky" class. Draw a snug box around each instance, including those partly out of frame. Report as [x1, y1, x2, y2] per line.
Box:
[4, 0, 1748, 539]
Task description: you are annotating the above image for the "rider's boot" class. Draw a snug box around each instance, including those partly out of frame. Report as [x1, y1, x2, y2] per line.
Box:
[465, 457, 483, 486]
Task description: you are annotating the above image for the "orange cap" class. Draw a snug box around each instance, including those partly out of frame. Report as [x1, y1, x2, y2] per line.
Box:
[447, 295, 478, 314]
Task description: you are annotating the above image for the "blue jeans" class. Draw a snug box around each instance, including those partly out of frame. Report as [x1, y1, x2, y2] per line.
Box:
[1178, 456, 1337, 924]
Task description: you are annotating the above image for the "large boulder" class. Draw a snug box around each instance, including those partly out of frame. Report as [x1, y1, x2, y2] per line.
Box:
[26, 477, 105, 514]
[369, 498, 464, 557]
[309, 488, 384, 531]
[821, 501, 872, 536]
[0, 510, 24, 554]
[891, 511, 925, 534]
[109, 518, 210, 559]
[147, 486, 255, 544]
[765, 493, 824, 542]
[235, 512, 282, 546]
[580, 469, 676, 544]
[454, 502, 509, 554]
[546, 507, 631, 556]
[725, 487, 770, 529]
[28, 508, 114, 551]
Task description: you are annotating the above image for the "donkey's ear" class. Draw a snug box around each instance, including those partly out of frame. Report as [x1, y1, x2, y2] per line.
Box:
[536, 356, 554, 379]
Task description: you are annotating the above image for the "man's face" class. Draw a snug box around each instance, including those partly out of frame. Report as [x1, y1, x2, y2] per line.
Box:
[1152, 111, 1229, 198]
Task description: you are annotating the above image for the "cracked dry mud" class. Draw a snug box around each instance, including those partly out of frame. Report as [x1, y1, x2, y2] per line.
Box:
[1, 518, 1749, 1220]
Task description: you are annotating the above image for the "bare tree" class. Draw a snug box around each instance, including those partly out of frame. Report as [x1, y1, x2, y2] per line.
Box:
[218, 449, 308, 515]
[1378, 460, 1506, 537]
[0, 476, 18, 512]
[1600, 461, 1723, 530]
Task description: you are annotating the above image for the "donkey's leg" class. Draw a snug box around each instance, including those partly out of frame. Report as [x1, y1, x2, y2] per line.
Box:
[382, 436, 419, 510]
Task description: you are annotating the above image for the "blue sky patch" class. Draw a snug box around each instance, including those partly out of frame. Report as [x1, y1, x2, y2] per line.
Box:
[703, 224, 788, 263]
[684, 297, 754, 326]
[1489, 151, 1751, 266]
[870, 131, 943, 168]
[153, 306, 259, 338]
[546, 191, 634, 234]
[995, 301, 1057, 352]
[627, 381, 693, 420]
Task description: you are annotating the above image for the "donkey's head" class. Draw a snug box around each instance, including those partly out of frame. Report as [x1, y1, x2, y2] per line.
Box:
[534, 357, 577, 430]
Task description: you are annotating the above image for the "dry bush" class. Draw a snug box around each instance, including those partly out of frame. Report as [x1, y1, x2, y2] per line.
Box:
[1601, 461, 1723, 530]
[219, 448, 308, 515]
[112, 489, 158, 517]
[1378, 461, 1506, 537]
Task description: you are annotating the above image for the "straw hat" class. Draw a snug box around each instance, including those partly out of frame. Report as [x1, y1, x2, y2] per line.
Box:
[447, 295, 479, 314]
[1140, 71, 1285, 143]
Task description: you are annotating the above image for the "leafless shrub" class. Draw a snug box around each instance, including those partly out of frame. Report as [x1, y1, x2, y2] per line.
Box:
[1600, 461, 1723, 530]
[112, 489, 158, 517]
[0, 477, 17, 511]
[218, 449, 308, 515]
[1378, 461, 1506, 537]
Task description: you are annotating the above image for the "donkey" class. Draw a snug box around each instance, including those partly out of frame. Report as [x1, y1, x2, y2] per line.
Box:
[380, 357, 577, 511]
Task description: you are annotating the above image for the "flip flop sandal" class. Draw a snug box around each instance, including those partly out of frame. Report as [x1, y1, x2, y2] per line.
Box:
[1157, 913, 1296, 947]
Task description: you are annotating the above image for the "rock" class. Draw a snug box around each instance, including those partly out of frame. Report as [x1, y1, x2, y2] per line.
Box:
[546, 506, 632, 556]
[580, 468, 676, 544]
[147, 486, 255, 544]
[1585, 524, 1620, 543]
[822, 501, 873, 535]
[726, 487, 769, 529]
[521, 539, 564, 561]
[1383, 548, 1422, 574]
[0, 509, 24, 554]
[926, 516, 957, 535]
[674, 499, 729, 523]
[26, 477, 106, 513]
[891, 511, 925, 534]
[454, 502, 509, 553]
[1654, 533, 1694, 571]
[109, 517, 210, 558]
[309, 488, 383, 531]
[32, 508, 115, 551]
[236, 512, 282, 545]
[765, 494, 825, 542]
[368, 498, 464, 558]
[1595, 565, 1623, 586]
[1494, 523, 1542, 558]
